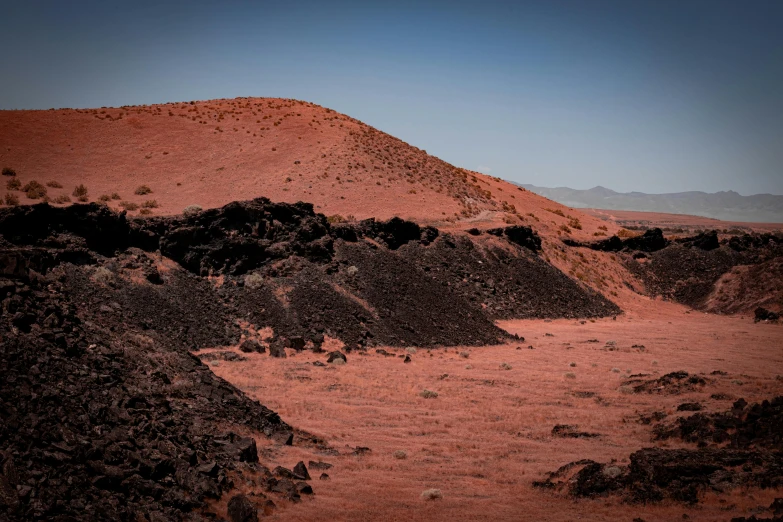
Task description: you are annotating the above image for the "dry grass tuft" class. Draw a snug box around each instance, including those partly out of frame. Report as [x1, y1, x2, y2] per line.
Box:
[23, 181, 47, 199]
[119, 201, 139, 211]
[420, 489, 443, 501]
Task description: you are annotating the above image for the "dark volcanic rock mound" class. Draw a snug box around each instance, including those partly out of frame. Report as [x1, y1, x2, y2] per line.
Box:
[400, 234, 620, 320]
[0, 200, 619, 351]
[626, 233, 783, 310]
[0, 268, 290, 521]
[140, 199, 334, 276]
[535, 397, 783, 505]
[565, 228, 668, 253]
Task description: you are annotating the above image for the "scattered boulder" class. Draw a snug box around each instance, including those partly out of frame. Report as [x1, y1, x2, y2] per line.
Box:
[227, 494, 258, 522]
[293, 461, 311, 481]
[327, 351, 347, 364]
[269, 338, 287, 358]
[240, 339, 265, 353]
[289, 336, 306, 351]
[676, 230, 720, 251]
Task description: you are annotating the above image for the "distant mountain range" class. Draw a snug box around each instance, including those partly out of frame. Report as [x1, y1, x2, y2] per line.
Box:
[517, 184, 783, 223]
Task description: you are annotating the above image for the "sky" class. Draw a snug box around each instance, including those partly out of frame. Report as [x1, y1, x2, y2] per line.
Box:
[2, 0, 782, 195]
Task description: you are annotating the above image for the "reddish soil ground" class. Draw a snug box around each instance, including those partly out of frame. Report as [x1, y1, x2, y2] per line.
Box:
[204, 297, 783, 521]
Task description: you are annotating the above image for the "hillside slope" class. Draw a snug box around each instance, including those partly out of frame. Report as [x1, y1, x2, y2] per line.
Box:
[0, 98, 616, 241]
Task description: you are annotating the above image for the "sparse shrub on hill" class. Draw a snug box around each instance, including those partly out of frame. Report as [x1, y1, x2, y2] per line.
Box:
[183, 204, 202, 217]
[120, 201, 139, 211]
[6, 178, 21, 191]
[327, 214, 345, 224]
[72, 184, 88, 202]
[4, 193, 19, 206]
[568, 217, 583, 230]
[111, 192, 121, 200]
[99, 194, 111, 202]
[46, 180, 63, 188]
[139, 208, 152, 215]
[135, 185, 152, 195]
[598, 225, 608, 231]
[546, 208, 566, 217]
[53, 195, 71, 204]
[617, 228, 638, 238]
[1, 167, 16, 177]
[142, 200, 159, 209]
[23, 181, 47, 199]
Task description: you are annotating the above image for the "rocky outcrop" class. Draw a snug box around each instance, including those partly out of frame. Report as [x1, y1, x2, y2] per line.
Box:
[534, 397, 783, 504]
[0, 267, 291, 521]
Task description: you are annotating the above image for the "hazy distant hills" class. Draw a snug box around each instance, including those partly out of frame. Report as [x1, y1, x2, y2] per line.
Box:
[518, 184, 783, 223]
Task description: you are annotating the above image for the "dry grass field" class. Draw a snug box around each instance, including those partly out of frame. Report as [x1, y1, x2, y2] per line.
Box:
[204, 299, 783, 521]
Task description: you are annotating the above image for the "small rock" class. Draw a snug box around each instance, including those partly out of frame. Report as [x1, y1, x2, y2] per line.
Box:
[327, 351, 347, 364]
[293, 461, 311, 480]
[319, 473, 330, 480]
[296, 482, 313, 494]
[197, 461, 219, 476]
[227, 494, 258, 522]
[403, 355, 411, 363]
[419, 390, 438, 399]
[239, 339, 264, 353]
[421, 488, 443, 500]
[393, 450, 407, 460]
[273, 466, 294, 479]
[289, 336, 306, 351]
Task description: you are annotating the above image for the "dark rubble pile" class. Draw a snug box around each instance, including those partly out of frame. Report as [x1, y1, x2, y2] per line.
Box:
[399, 234, 620, 320]
[653, 397, 783, 449]
[0, 201, 620, 351]
[625, 232, 783, 310]
[563, 228, 668, 253]
[0, 269, 292, 521]
[534, 397, 783, 505]
[622, 371, 708, 395]
[135, 199, 334, 276]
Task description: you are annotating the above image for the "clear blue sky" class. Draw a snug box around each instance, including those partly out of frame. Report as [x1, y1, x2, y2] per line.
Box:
[2, 0, 781, 195]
